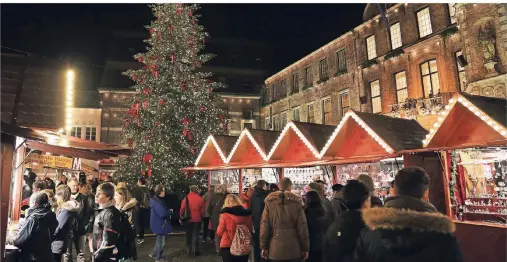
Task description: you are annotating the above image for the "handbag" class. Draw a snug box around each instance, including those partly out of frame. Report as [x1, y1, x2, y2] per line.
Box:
[180, 196, 191, 222]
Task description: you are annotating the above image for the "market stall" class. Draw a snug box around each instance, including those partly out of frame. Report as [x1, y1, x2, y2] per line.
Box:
[422, 93, 507, 262]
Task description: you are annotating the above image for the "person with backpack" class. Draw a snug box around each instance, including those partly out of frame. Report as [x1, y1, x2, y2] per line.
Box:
[180, 185, 205, 256]
[150, 185, 173, 262]
[132, 176, 151, 244]
[115, 187, 138, 262]
[52, 185, 81, 262]
[216, 194, 253, 262]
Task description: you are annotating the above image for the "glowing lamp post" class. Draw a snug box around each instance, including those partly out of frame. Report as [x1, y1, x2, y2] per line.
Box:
[65, 70, 74, 131]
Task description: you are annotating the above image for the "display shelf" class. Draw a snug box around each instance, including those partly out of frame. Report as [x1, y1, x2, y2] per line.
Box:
[465, 205, 507, 208]
[466, 197, 507, 200]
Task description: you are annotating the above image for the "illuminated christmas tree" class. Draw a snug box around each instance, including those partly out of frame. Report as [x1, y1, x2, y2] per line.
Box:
[117, 4, 226, 190]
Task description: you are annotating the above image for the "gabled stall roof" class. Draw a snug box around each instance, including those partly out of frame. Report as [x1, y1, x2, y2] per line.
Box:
[266, 121, 335, 162]
[226, 129, 280, 163]
[423, 93, 507, 149]
[319, 110, 428, 159]
[194, 135, 238, 167]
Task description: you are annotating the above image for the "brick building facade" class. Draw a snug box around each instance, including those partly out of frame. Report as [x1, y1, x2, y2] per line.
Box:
[261, 3, 507, 130]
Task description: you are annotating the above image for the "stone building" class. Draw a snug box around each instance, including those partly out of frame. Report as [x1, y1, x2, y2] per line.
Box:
[261, 3, 507, 131]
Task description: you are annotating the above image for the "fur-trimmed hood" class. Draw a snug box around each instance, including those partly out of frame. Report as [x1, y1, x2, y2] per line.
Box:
[119, 198, 137, 211]
[265, 190, 302, 204]
[362, 207, 455, 234]
[60, 199, 81, 212]
[221, 205, 251, 216]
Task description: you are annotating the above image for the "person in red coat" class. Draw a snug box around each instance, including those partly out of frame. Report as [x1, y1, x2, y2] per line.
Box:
[217, 194, 252, 262]
[180, 185, 205, 256]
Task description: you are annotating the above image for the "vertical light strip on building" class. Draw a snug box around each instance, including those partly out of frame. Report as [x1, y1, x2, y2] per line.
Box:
[65, 70, 75, 131]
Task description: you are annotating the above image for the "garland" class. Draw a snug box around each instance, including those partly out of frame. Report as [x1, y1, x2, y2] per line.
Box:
[450, 150, 463, 220]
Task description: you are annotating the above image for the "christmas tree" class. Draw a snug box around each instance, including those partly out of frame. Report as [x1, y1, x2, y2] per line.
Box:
[116, 4, 226, 190]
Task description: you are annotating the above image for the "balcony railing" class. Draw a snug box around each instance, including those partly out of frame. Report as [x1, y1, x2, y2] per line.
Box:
[387, 92, 455, 119]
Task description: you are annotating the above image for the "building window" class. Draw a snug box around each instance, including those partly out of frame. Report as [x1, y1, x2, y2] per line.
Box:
[322, 97, 331, 125]
[420, 59, 440, 97]
[280, 79, 287, 98]
[243, 109, 253, 119]
[319, 58, 328, 80]
[243, 122, 253, 130]
[273, 115, 280, 131]
[340, 91, 350, 117]
[291, 73, 299, 94]
[370, 80, 382, 113]
[293, 107, 301, 122]
[265, 117, 271, 130]
[366, 35, 377, 60]
[71, 127, 82, 138]
[417, 7, 433, 38]
[448, 3, 457, 24]
[281, 111, 287, 127]
[456, 51, 465, 92]
[395, 71, 408, 103]
[336, 49, 347, 74]
[390, 22, 402, 49]
[307, 103, 315, 123]
[85, 127, 96, 141]
[304, 66, 313, 87]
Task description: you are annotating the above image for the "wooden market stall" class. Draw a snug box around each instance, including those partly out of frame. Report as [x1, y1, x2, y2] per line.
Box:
[421, 93, 507, 262]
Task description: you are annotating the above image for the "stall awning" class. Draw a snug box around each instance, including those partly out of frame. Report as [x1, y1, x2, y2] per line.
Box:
[227, 129, 280, 164]
[319, 110, 428, 159]
[423, 93, 507, 149]
[194, 135, 238, 167]
[266, 121, 335, 162]
[1, 122, 131, 161]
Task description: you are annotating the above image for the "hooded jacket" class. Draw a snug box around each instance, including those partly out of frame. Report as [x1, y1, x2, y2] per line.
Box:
[216, 205, 252, 248]
[92, 203, 121, 262]
[250, 187, 269, 231]
[150, 196, 173, 235]
[354, 196, 464, 262]
[260, 190, 310, 260]
[8, 206, 57, 262]
[52, 199, 81, 254]
[324, 209, 366, 262]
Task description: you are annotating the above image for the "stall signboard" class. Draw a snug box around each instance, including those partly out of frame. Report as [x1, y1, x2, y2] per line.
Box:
[26, 154, 73, 169]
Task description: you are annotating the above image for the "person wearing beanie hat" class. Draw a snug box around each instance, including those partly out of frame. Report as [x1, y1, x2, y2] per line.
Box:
[7, 191, 58, 262]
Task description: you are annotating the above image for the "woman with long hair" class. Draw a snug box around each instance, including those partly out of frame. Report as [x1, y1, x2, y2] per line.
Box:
[52, 185, 80, 262]
[114, 186, 138, 261]
[41, 189, 58, 212]
[304, 191, 327, 262]
[216, 194, 252, 262]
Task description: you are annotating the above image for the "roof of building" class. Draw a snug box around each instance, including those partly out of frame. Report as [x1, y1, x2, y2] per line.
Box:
[247, 129, 281, 155]
[462, 93, 507, 127]
[354, 111, 428, 150]
[291, 121, 337, 152]
[213, 135, 239, 157]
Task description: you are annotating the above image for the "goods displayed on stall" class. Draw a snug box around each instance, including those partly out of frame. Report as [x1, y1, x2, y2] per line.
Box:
[283, 166, 333, 197]
[244, 168, 277, 187]
[451, 148, 507, 226]
[210, 170, 240, 194]
[335, 157, 403, 203]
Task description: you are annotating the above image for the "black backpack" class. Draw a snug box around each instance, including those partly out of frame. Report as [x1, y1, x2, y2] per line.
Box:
[116, 212, 137, 260]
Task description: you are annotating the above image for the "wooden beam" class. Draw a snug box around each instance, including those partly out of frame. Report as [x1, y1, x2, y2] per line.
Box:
[1, 134, 15, 257]
[26, 140, 109, 161]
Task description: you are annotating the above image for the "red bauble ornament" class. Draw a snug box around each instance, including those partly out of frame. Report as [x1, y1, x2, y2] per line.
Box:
[142, 153, 153, 163]
[177, 7, 182, 15]
[159, 99, 166, 105]
[142, 100, 149, 109]
[150, 28, 155, 35]
[132, 74, 138, 81]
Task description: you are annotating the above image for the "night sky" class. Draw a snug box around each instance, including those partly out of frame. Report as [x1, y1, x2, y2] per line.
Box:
[1, 3, 365, 75]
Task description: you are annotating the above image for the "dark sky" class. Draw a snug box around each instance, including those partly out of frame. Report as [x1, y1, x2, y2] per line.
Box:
[1, 3, 365, 75]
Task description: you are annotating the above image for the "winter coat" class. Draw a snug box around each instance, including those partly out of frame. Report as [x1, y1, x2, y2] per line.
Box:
[117, 198, 138, 260]
[216, 206, 253, 248]
[250, 187, 269, 231]
[322, 197, 335, 226]
[132, 185, 151, 209]
[210, 193, 228, 230]
[150, 196, 173, 235]
[52, 200, 81, 255]
[370, 195, 383, 207]
[260, 191, 310, 261]
[180, 192, 205, 223]
[203, 190, 213, 217]
[354, 196, 464, 262]
[324, 209, 366, 262]
[117, 198, 138, 226]
[7, 206, 57, 262]
[305, 205, 327, 255]
[331, 197, 348, 217]
[92, 204, 121, 262]
[73, 192, 95, 235]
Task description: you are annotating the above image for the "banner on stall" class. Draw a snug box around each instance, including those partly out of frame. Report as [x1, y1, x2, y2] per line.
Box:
[26, 154, 73, 169]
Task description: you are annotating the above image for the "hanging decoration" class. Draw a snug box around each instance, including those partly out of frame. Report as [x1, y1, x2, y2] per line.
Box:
[450, 150, 462, 220]
[159, 99, 167, 105]
[143, 88, 152, 95]
[143, 100, 149, 109]
[141, 153, 153, 177]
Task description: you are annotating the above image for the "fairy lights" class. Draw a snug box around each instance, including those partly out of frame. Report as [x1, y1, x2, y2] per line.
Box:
[65, 70, 75, 131]
[226, 129, 269, 163]
[266, 122, 321, 161]
[423, 94, 507, 147]
[318, 111, 395, 159]
[194, 135, 228, 166]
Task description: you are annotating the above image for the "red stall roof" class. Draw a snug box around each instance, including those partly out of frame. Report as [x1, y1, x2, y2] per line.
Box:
[226, 129, 280, 164]
[423, 93, 507, 149]
[194, 135, 238, 167]
[319, 110, 428, 159]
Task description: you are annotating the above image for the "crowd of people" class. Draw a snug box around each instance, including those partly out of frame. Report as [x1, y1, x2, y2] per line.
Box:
[7, 166, 464, 262]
